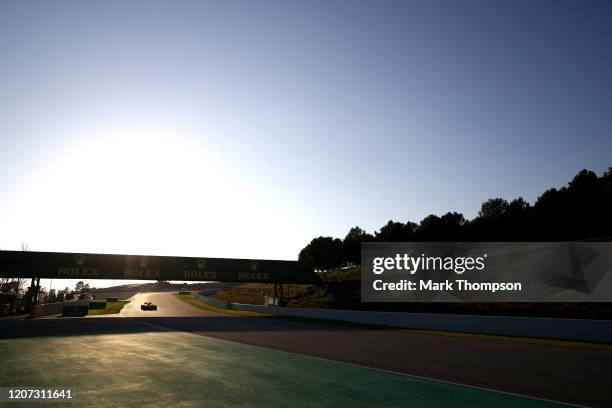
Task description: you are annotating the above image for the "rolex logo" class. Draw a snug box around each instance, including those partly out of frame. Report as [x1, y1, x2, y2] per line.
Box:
[139, 257, 148, 268]
[75, 255, 85, 266]
[250, 261, 258, 272]
[197, 259, 206, 270]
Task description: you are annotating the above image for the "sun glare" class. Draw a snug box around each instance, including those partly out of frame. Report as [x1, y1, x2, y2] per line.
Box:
[3, 123, 307, 260]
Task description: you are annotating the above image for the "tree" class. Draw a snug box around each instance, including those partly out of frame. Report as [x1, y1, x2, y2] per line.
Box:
[0, 280, 20, 294]
[298, 236, 344, 271]
[63, 287, 74, 301]
[342, 227, 374, 266]
[478, 198, 509, 218]
[75, 281, 85, 292]
[46, 289, 57, 303]
[298, 166, 612, 258]
[375, 221, 416, 242]
[507, 197, 529, 214]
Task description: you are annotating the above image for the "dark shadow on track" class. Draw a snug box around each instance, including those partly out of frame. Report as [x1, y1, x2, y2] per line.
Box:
[2, 314, 612, 408]
[0, 315, 349, 340]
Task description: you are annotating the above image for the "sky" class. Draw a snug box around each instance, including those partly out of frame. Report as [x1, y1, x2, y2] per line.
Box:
[1, 1, 611, 291]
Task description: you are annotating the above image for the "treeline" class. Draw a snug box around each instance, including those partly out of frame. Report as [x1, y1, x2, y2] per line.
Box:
[298, 167, 612, 271]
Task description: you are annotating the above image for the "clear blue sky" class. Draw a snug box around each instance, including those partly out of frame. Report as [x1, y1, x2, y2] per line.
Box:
[1, 1, 611, 289]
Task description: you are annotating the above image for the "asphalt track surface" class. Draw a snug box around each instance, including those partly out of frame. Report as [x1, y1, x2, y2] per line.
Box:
[0, 323, 562, 408]
[1, 292, 611, 407]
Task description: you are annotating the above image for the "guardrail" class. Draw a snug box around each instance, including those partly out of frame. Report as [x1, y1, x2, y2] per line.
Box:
[197, 298, 612, 344]
[196, 293, 230, 309]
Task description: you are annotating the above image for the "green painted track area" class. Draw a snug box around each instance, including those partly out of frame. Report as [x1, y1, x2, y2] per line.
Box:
[0, 327, 567, 408]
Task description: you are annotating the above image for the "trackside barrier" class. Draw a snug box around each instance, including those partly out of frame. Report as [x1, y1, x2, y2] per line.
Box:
[195, 293, 230, 309]
[89, 301, 106, 309]
[30, 304, 44, 317]
[225, 302, 612, 344]
[62, 305, 89, 317]
[62, 304, 89, 317]
[198, 288, 220, 296]
[36, 300, 91, 316]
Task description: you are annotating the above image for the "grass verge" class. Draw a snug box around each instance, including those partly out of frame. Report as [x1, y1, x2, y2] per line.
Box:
[173, 293, 271, 317]
[88, 301, 130, 315]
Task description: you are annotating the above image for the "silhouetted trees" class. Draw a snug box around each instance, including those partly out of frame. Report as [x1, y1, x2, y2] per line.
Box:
[299, 167, 612, 270]
[375, 221, 417, 242]
[342, 227, 374, 266]
[298, 237, 344, 271]
[75, 281, 85, 292]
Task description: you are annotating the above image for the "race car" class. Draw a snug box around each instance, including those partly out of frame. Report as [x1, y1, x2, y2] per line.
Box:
[141, 302, 157, 311]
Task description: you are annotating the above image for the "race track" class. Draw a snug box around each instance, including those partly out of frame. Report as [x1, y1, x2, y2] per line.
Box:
[120, 292, 612, 407]
[1, 292, 611, 407]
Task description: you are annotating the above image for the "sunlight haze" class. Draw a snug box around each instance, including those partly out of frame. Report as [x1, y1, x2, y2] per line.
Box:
[1, 1, 611, 291]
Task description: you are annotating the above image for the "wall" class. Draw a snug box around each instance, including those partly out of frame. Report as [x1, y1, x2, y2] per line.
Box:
[38, 300, 91, 316]
[227, 302, 612, 344]
[196, 293, 230, 309]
